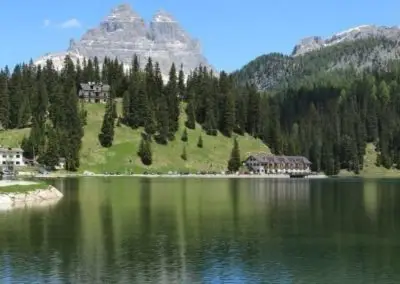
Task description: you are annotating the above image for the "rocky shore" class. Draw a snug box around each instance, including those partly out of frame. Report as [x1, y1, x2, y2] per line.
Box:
[0, 182, 63, 206]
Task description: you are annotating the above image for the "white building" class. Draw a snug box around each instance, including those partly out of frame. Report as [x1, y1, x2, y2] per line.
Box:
[244, 153, 312, 175]
[0, 147, 25, 167]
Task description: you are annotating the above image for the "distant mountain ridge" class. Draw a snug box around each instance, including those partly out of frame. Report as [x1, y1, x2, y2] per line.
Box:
[292, 25, 400, 56]
[234, 25, 400, 91]
[34, 3, 213, 78]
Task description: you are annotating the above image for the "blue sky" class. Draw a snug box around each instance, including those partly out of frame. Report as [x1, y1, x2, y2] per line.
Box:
[1, 0, 400, 72]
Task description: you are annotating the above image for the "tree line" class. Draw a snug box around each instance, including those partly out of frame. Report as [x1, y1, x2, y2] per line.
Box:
[2, 54, 400, 174]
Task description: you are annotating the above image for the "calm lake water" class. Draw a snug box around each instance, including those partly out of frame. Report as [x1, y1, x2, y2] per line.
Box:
[1, 177, 400, 283]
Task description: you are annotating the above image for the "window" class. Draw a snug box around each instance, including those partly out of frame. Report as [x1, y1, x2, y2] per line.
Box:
[2, 155, 5, 158]
[16, 155, 20, 158]
[2, 161, 5, 164]
[16, 162, 20, 165]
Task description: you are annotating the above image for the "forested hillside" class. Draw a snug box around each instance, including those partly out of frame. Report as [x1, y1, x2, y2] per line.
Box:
[0, 56, 267, 173]
[2, 47, 400, 175]
[232, 37, 400, 91]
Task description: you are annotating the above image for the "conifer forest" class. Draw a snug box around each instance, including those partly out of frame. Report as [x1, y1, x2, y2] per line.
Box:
[2, 54, 400, 175]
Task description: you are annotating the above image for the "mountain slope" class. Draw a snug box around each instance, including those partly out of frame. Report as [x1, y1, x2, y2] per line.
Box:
[34, 4, 212, 78]
[233, 26, 400, 91]
[0, 102, 269, 173]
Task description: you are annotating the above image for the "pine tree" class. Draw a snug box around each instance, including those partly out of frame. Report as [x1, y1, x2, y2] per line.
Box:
[178, 64, 186, 100]
[122, 90, 130, 123]
[145, 57, 155, 103]
[0, 70, 9, 129]
[58, 57, 83, 171]
[138, 137, 152, 165]
[21, 135, 34, 159]
[228, 138, 241, 172]
[32, 75, 48, 122]
[165, 63, 179, 134]
[221, 92, 236, 137]
[142, 83, 156, 135]
[234, 94, 247, 135]
[27, 74, 48, 156]
[28, 118, 45, 159]
[197, 135, 203, 148]
[181, 145, 187, 160]
[127, 55, 141, 128]
[181, 128, 188, 142]
[246, 85, 260, 136]
[98, 97, 115, 148]
[39, 127, 60, 170]
[185, 91, 196, 129]
[155, 94, 169, 144]
[8, 65, 24, 128]
[144, 108, 156, 135]
[64, 86, 83, 171]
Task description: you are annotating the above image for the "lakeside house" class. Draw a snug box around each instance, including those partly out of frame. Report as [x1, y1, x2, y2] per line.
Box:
[244, 153, 312, 174]
[78, 82, 110, 103]
[0, 147, 25, 167]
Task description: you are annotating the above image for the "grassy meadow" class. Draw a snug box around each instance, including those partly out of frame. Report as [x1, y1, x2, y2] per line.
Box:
[0, 101, 270, 173]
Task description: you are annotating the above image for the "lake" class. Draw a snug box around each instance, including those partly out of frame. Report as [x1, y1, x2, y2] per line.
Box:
[0, 177, 400, 283]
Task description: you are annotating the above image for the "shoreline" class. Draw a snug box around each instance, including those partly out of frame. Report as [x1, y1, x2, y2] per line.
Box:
[0, 181, 64, 210]
[31, 172, 328, 179]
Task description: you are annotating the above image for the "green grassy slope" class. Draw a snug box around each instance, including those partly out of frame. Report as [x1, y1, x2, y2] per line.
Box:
[339, 143, 400, 177]
[0, 102, 270, 173]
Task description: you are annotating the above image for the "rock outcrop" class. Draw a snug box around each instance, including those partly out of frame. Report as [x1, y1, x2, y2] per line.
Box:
[34, 3, 213, 78]
[0, 185, 63, 205]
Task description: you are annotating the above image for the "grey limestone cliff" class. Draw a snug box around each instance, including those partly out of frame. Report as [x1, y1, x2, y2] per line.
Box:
[35, 3, 213, 78]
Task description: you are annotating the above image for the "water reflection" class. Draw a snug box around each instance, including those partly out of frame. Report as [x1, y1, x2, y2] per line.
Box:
[0, 177, 400, 283]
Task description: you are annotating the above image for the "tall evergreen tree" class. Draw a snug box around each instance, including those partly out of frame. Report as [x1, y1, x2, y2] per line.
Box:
[8, 65, 24, 128]
[220, 92, 236, 137]
[165, 63, 180, 134]
[155, 94, 169, 144]
[138, 137, 152, 165]
[178, 64, 186, 100]
[228, 137, 241, 172]
[185, 90, 196, 129]
[0, 70, 9, 129]
[98, 96, 115, 148]
[39, 127, 60, 170]
[197, 135, 203, 148]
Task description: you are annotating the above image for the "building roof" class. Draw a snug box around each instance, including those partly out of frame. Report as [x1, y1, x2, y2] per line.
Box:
[80, 82, 110, 92]
[248, 153, 312, 164]
[0, 147, 23, 152]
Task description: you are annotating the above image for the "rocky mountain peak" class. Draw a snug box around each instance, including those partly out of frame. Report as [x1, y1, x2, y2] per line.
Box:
[152, 10, 177, 23]
[35, 3, 213, 78]
[106, 3, 142, 22]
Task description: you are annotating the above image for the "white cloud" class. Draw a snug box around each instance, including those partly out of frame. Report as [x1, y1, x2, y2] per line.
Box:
[43, 19, 51, 27]
[60, 18, 81, 29]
